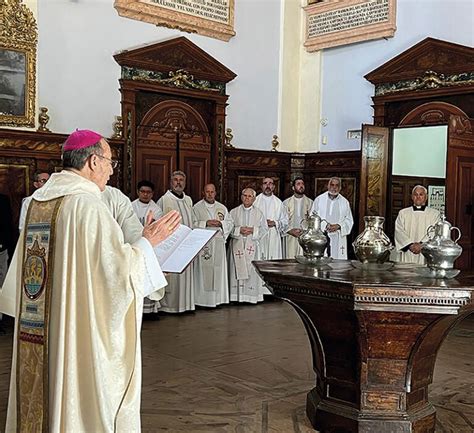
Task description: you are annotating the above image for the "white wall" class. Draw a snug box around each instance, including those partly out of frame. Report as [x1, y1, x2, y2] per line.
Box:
[36, 0, 281, 149]
[320, 0, 474, 152]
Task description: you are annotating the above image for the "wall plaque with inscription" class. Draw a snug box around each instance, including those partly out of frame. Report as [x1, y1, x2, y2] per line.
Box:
[114, 0, 235, 41]
[304, 0, 396, 52]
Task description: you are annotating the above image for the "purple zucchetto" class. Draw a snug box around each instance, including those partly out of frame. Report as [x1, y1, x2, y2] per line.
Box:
[63, 129, 102, 151]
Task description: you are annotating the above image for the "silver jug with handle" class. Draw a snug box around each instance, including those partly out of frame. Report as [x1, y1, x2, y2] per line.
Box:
[421, 214, 462, 272]
[298, 211, 329, 260]
[353, 216, 393, 264]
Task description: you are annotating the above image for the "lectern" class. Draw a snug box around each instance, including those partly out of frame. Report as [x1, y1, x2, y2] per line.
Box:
[254, 260, 474, 433]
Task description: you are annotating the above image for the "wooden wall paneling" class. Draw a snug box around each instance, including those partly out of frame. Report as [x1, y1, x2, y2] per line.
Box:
[446, 116, 474, 270]
[223, 149, 293, 210]
[181, 148, 210, 203]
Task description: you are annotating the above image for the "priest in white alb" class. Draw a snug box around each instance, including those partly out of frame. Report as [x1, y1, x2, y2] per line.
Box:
[2, 130, 181, 433]
[157, 170, 195, 313]
[105, 184, 163, 319]
[254, 178, 288, 293]
[228, 188, 268, 304]
[282, 177, 313, 258]
[395, 185, 440, 264]
[131, 180, 163, 225]
[193, 183, 233, 307]
[311, 177, 354, 259]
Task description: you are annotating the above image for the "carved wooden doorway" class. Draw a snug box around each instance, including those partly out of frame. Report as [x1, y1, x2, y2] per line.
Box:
[136, 100, 211, 202]
[362, 37, 474, 269]
[114, 37, 236, 203]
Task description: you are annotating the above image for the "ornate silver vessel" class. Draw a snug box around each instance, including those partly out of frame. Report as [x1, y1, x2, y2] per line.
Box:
[353, 216, 393, 264]
[297, 211, 329, 262]
[421, 215, 462, 274]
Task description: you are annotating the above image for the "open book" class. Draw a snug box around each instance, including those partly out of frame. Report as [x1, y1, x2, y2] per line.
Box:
[154, 224, 217, 273]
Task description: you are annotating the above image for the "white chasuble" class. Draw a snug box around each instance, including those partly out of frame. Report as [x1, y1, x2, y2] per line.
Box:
[5, 170, 166, 433]
[394, 206, 440, 264]
[157, 190, 195, 312]
[254, 194, 288, 295]
[282, 195, 313, 258]
[192, 200, 233, 307]
[311, 192, 354, 259]
[228, 205, 268, 304]
[103, 186, 162, 312]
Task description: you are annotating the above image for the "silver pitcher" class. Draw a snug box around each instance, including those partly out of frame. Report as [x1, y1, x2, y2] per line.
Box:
[298, 211, 329, 260]
[421, 215, 462, 271]
[353, 216, 393, 264]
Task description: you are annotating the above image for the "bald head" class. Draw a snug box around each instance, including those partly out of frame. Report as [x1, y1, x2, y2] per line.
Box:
[203, 183, 217, 204]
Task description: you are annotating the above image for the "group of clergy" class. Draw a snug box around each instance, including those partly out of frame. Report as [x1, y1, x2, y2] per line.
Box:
[130, 173, 354, 315]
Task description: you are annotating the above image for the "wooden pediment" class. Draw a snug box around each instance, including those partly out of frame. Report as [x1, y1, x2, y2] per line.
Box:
[114, 36, 236, 83]
[365, 37, 474, 85]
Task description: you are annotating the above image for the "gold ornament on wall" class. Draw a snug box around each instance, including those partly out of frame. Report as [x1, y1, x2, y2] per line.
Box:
[271, 134, 279, 152]
[111, 115, 123, 139]
[37, 107, 51, 132]
[0, 0, 38, 128]
[224, 127, 234, 149]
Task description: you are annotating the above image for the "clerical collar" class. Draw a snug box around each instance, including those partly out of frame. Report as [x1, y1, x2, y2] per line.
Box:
[413, 205, 427, 211]
[204, 201, 215, 208]
[170, 190, 184, 199]
[243, 205, 252, 210]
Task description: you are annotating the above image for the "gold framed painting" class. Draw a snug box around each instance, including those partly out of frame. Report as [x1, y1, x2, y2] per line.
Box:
[0, 0, 37, 128]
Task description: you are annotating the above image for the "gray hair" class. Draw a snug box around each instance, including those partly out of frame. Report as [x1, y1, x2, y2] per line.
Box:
[170, 170, 186, 180]
[412, 185, 427, 195]
[328, 176, 341, 186]
[62, 141, 103, 170]
[241, 187, 256, 198]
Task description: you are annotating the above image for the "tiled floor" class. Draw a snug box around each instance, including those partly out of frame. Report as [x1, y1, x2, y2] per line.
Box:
[0, 302, 473, 432]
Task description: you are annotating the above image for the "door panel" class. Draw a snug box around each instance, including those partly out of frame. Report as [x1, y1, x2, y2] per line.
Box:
[447, 115, 474, 270]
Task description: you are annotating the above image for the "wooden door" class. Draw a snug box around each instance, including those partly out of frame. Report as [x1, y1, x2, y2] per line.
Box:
[136, 100, 211, 203]
[358, 125, 389, 232]
[446, 115, 474, 270]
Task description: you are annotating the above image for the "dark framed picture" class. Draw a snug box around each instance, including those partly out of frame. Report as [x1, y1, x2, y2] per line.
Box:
[0, 49, 26, 117]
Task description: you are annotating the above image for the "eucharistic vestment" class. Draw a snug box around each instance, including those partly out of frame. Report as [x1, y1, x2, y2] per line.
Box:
[395, 205, 440, 264]
[157, 190, 195, 312]
[104, 186, 163, 313]
[193, 199, 233, 307]
[254, 193, 288, 294]
[311, 192, 354, 259]
[228, 204, 268, 303]
[4, 171, 167, 433]
[282, 195, 313, 258]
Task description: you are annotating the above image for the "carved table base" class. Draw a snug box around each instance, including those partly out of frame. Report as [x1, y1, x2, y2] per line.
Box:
[254, 260, 474, 433]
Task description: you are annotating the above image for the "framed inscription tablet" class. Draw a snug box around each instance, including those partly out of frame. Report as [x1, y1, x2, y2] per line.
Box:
[304, 0, 396, 52]
[114, 0, 235, 41]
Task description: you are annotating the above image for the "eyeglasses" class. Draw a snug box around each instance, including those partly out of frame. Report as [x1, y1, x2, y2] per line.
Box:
[94, 154, 118, 169]
[138, 189, 153, 194]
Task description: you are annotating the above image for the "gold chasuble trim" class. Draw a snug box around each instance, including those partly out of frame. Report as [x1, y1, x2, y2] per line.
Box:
[16, 197, 64, 433]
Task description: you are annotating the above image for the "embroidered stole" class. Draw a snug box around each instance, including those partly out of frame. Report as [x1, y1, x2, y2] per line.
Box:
[17, 197, 64, 433]
[232, 237, 256, 280]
